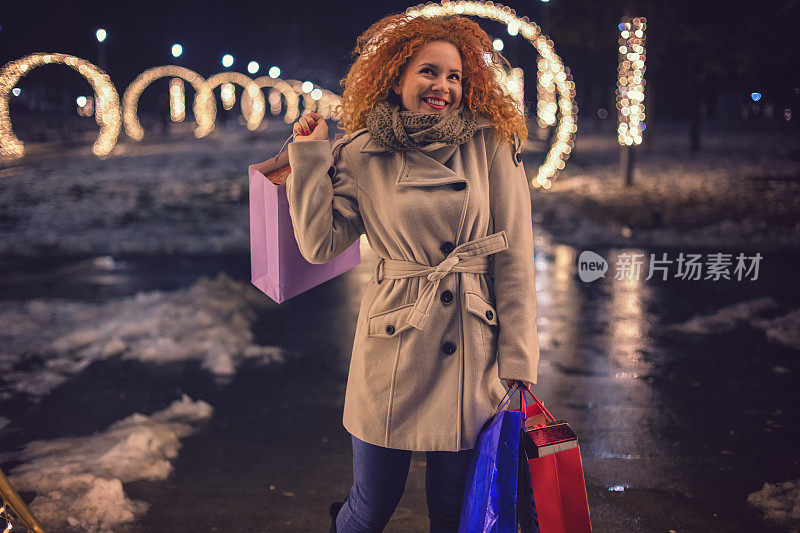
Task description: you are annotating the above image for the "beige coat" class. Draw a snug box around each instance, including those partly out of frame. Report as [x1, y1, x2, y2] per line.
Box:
[286, 116, 540, 451]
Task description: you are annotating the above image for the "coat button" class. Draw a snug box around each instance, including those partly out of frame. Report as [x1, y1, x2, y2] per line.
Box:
[440, 241, 454, 255]
[451, 182, 466, 191]
[442, 342, 456, 355]
[440, 290, 453, 305]
[515, 152, 522, 163]
[485, 310, 493, 320]
[385, 325, 395, 335]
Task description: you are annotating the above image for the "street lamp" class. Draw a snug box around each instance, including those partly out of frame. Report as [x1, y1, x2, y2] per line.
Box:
[268, 66, 280, 79]
[222, 54, 234, 68]
[247, 61, 259, 75]
[171, 44, 183, 58]
[96, 28, 108, 71]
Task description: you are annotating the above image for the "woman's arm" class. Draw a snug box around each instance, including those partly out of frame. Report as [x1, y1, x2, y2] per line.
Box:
[285, 131, 364, 265]
[489, 136, 541, 385]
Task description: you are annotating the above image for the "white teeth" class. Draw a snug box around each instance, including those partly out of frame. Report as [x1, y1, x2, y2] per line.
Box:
[423, 97, 447, 106]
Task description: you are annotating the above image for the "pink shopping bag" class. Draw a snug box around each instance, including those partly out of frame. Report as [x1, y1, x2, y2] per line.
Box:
[249, 134, 359, 303]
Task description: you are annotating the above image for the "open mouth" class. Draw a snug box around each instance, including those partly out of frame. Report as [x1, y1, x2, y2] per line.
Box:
[421, 97, 448, 110]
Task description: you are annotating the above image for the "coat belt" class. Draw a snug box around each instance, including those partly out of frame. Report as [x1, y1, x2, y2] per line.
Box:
[374, 231, 509, 331]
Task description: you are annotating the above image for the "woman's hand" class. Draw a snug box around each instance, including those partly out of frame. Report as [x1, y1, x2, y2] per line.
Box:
[292, 111, 328, 142]
[504, 379, 532, 391]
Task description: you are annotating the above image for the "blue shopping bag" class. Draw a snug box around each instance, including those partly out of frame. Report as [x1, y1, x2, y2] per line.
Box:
[459, 389, 523, 533]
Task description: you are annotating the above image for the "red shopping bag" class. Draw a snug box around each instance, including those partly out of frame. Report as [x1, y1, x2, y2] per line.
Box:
[514, 387, 592, 533]
[249, 133, 359, 303]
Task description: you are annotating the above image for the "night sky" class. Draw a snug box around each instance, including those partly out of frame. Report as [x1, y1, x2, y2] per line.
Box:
[3, 0, 799, 120]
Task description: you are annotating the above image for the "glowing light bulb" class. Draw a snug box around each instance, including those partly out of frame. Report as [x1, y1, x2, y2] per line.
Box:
[96, 29, 107, 43]
[617, 17, 646, 146]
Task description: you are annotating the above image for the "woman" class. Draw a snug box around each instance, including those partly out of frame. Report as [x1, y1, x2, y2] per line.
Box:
[285, 12, 541, 532]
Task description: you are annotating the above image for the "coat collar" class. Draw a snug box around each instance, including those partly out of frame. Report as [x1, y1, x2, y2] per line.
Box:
[358, 115, 492, 188]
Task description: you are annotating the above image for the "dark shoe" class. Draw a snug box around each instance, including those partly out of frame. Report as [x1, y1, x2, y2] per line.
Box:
[329, 500, 346, 533]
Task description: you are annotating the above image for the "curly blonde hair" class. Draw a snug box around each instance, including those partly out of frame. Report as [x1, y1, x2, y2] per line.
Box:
[337, 13, 528, 144]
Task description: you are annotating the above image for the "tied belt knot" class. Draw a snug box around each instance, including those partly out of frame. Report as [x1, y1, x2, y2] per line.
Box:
[375, 231, 508, 331]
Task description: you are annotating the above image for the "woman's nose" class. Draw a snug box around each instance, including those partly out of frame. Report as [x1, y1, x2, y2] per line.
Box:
[431, 75, 448, 93]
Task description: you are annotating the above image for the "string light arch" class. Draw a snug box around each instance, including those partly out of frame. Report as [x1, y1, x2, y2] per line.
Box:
[204, 72, 265, 132]
[0, 53, 121, 158]
[122, 66, 214, 140]
[406, 0, 578, 189]
[241, 76, 301, 125]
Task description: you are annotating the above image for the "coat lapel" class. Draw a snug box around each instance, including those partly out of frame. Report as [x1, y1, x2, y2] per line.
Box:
[359, 116, 492, 189]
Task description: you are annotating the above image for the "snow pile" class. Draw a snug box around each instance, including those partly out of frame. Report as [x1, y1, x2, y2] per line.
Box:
[747, 479, 800, 528]
[0, 272, 284, 401]
[7, 394, 213, 533]
[534, 125, 800, 250]
[668, 297, 778, 334]
[668, 298, 800, 351]
[752, 309, 800, 350]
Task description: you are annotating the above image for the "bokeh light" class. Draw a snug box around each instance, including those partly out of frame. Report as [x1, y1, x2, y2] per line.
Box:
[616, 17, 646, 146]
[169, 78, 185, 122]
[406, 1, 577, 188]
[1, 53, 121, 158]
[122, 65, 214, 139]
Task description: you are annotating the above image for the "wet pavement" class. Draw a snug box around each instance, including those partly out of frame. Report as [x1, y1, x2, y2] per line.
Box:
[1, 229, 799, 532]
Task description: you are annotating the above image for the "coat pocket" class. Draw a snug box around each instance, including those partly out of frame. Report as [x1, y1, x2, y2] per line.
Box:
[367, 303, 416, 338]
[464, 291, 499, 326]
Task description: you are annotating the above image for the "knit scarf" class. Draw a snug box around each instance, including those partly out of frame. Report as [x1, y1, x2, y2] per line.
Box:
[366, 99, 478, 151]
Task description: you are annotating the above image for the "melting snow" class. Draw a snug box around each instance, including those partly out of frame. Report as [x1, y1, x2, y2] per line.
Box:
[0, 273, 284, 403]
[747, 479, 800, 528]
[668, 297, 779, 334]
[7, 394, 212, 533]
[668, 297, 800, 350]
[752, 309, 800, 350]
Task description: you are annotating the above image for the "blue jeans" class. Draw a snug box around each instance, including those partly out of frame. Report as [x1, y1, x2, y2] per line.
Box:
[335, 435, 473, 532]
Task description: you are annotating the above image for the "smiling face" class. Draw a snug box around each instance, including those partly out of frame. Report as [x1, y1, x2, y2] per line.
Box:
[392, 40, 463, 114]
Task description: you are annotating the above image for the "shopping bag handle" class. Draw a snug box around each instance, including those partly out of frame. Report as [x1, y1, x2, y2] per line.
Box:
[496, 383, 556, 422]
[519, 383, 556, 423]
